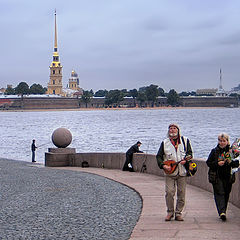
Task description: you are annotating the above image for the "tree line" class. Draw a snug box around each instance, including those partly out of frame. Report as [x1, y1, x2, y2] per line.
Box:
[81, 84, 194, 107]
[5, 82, 47, 95]
[2, 81, 197, 106]
[4, 81, 239, 107]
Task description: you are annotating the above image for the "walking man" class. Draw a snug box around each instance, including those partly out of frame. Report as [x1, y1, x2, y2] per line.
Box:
[31, 139, 37, 162]
[123, 141, 143, 171]
[156, 124, 193, 221]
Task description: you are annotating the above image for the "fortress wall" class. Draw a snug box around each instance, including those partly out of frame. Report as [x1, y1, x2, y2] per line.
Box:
[21, 98, 80, 109]
[180, 96, 238, 107]
[1, 96, 238, 109]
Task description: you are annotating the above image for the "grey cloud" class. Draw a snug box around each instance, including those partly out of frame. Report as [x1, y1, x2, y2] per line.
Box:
[218, 32, 240, 45]
[190, 17, 224, 30]
[143, 18, 168, 31]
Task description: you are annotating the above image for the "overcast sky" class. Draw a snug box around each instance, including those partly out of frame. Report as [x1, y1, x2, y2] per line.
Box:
[1, 0, 240, 92]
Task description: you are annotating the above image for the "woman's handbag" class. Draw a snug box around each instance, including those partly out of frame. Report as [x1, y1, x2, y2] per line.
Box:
[208, 169, 217, 183]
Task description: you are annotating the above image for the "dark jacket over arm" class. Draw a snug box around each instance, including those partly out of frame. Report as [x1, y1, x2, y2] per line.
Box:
[185, 138, 193, 158]
[206, 148, 219, 171]
[156, 142, 164, 169]
[126, 144, 143, 155]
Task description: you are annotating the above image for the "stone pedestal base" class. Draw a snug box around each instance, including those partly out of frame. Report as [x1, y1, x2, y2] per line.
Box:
[48, 148, 76, 154]
[45, 148, 76, 167]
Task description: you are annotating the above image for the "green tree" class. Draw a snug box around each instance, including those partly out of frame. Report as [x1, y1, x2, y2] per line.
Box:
[230, 93, 240, 100]
[94, 89, 108, 97]
[128, 88, 138, 107]
[179, 91, 190, 96]
[15, 82, 29, 96]
[167, 89, 180, 106]
[89, 89, 94, 95]
[5, 86, 15, 95]
[81, 90, 93, 107]
[121, 89, 128, 97]
[129, 89, 138, 98]
[29, 84, 46, 94]
[145, 84, 159, 107]
[105, 90, 124, 107]
[139, 86, 147, 92]
[136, 91, 147, 107]
[158, 87, 165, 97]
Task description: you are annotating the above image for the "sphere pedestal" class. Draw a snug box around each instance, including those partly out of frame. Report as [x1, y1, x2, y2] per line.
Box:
[45, 128, 76, 167]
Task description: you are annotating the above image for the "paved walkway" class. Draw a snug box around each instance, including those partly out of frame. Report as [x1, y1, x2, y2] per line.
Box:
[57, 167, 240, 240]
[0, 159, 141, 240]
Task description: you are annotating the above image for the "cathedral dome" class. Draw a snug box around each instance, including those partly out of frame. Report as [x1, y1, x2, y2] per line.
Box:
[71, 70, 78, 77]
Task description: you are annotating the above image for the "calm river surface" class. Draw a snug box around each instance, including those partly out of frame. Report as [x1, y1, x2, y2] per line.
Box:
[0, 108, 239, 164]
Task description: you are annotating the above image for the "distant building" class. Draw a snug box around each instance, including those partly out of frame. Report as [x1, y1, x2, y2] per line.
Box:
[196, 69, 228, 96]
[47, 11, 63, 95]
[68, 70, 80, 91]
[196, 88, 218, 96]
[62, 70, 83, 97]
[216, 68, 227, 96]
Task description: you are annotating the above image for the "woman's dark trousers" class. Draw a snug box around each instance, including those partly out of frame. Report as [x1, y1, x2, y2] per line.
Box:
[212, 178, 232, 215]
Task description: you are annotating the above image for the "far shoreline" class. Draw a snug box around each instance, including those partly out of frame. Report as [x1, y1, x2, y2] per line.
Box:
[0, 106, 232, 113]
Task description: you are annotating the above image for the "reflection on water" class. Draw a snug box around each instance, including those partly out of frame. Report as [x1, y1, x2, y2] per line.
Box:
[0, 108, 239, 163]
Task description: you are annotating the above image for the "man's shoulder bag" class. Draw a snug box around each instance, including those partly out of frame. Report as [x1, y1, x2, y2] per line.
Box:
[181, 136, 197, 177]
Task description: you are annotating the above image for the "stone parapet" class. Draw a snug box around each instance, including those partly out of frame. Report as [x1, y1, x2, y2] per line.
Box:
[71, 152, 125, 169]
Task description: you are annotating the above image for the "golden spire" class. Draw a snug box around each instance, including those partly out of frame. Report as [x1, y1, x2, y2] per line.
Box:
[51, 9, 60, 66]
[54, 9, 58, 52]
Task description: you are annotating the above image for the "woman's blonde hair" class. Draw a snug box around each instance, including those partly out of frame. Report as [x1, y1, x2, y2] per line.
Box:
[218, 133, 230, 145]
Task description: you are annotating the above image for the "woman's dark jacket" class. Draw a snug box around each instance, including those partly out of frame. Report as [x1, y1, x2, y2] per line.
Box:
[206, 144, 239, 180]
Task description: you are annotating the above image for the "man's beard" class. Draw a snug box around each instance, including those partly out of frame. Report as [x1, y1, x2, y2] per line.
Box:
[169, 132, 178, 137]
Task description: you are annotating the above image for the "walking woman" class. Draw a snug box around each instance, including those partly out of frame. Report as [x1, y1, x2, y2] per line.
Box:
[206, 133, 239, 221]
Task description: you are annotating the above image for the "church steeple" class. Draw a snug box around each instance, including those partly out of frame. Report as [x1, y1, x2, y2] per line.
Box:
[54, 9, 58, 52]
[47, 10, 63, 95]
[51, 9, 60, 67]
[219, 68, 223, 90]
[216, 68, 226, 96]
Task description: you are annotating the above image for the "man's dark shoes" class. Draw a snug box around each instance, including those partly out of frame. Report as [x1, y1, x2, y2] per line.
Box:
[32, 161, 36, 163]
[165, 214, 173, 221]
[175, 215, 184, 221]
[220, 213, 226, 221]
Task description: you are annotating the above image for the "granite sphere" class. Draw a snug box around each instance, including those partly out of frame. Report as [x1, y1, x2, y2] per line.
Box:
[52, 128, 72, 148]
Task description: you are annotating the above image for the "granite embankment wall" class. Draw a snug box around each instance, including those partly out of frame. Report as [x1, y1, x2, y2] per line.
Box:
[180, 96, 238, 107]
[0, 96, 238, 109]
[45, 152, 240, 208]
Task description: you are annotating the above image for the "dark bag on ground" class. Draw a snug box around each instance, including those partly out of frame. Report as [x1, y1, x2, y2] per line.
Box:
[185, 160, 197, 177]
[208, 169, 217, 184]
[82, 161, 89, 168]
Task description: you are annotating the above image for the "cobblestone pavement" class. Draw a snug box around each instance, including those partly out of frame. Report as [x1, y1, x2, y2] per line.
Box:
[0, 159, 142, 240]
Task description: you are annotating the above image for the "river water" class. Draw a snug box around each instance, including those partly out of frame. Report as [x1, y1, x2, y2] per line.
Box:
[0, 108, 239, 164]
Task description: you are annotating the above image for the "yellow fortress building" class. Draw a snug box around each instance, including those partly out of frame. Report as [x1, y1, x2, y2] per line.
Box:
[47, 10, 63, 95]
